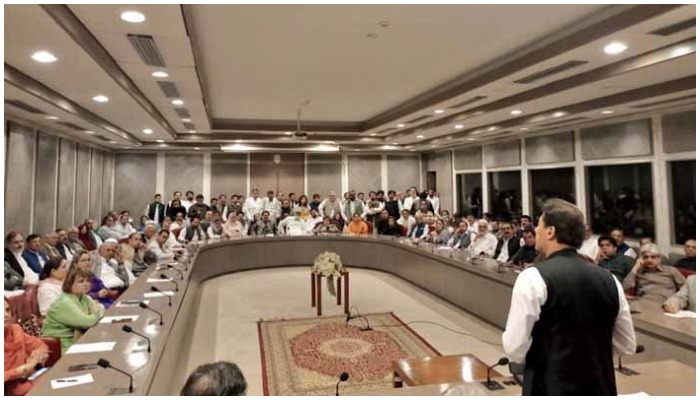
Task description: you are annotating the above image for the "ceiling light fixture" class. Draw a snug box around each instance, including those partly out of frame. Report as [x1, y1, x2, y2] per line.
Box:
[434, 109, 445, 114]
[601, 110, 614, 115]
[121, 11, 146, 23]
[520, 127, 529, 131]
[45, 116, 59, 120]
[392, 142, 398, 145]
[84, 130, 94, 134]
[108, 140, 117, 144]
[235, 139, 242, 143]
[159, 143, 167, 148]
[488, 126, 498, 132]
[454, 124, 464, 129]
[181, 118, 191, 122]
[194, 147, 201, 150]
[189, 130, 196, 134]
[142, 128, 153, 134]
[92, 95, 109, 103]
[553, 111, 566, 118]
[430, 145, 437, 148]
[156, 139, 164, 143]
[151, 71, 169, 78]
[369, 133, 377, 136]
[31, 51, 57, 63]
[604, 42, 628, 55]
[510, 109, 523, 115]
[417, 135, 425, 139]
[284, 131, 292, 135]
[171, 99, 184, 106]
[396, 124, 405, 128]
[671, 46, 693, 57]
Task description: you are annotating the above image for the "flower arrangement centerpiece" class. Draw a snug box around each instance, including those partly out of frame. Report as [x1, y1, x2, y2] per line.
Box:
[311, 251, 345, 296]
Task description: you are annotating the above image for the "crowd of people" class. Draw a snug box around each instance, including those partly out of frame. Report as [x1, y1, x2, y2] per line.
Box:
[3, 186, 696, 395]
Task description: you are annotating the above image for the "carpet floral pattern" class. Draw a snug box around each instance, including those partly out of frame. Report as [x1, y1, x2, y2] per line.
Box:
[258, 312, 440, 396]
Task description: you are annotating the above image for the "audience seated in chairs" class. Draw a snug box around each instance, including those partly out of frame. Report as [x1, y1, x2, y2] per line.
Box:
[429, 219, 451, 245]
[596, 235, 634, 282]
[345, 213, 368, 235]
[42, 267, 105, 354]
[71, 249, 117, 309]
[467, 219, 498, 257]
[40, 231, 60, 259]
[494, 222, 520, 263]
[5, 231, 39, 286]
[408, 214, 429, 240]
[37, 257, 68, 316]
[314, 216, 341, 234]
[662, 275, 696, 314]
[675, 239, 696, 272]
[623, 243, 686, 305]
[181, 361, 247, 396]
[22, 234, 47, 276]
[611, 228, 637, 260]
[447, 221, 471, 250]
[510, 228, 539, 267]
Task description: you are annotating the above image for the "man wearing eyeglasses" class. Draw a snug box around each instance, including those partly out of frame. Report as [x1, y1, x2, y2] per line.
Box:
[622, 243, 686, 304]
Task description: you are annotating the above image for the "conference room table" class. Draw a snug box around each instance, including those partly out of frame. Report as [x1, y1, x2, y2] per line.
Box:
[28, 234, 696, 396]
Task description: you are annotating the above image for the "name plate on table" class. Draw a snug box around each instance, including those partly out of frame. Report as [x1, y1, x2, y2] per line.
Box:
[50, 373, 94, 389]
[99, 315, 139, 324]
[143, 291, 175, 298]
[65, 341, 116, 354]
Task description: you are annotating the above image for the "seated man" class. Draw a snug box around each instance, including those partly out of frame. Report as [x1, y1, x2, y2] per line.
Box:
[578, 224, 599, 261]
[278, 209, 310, 236]
[446, 221, 471, 250]
[91, 242, 129, 290]
[494, 222, 520, 263]
[611, 228, 637, 259]
[408, 215, 429, 240]
[178, 216, 207, 243]
[510, 228, 539, 267]
[623, 243, 685, 304]
[254, 211, 276, 236]
[674, 239, 695, 271]
[596, 235, 634, 282]
[662, 275, 696, 313]
[397, 209, 415, 236]
[40, 231, 61, 258]
[181, 361, 247, 396]
[148, 229, 175, 261]
[467, 219, 498, 257]
[22, 234, 47, 275]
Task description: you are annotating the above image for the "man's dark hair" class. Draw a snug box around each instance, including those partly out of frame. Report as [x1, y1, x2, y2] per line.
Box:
[154, 193, 161, 198]
[520, 215, 532, 223]
[186, 190, 195, 196]
[158, 229, 170, 236]
[540, 199, 585, 249]
[40, 257, 65, 280]
[181, 361, 247, 396]
[196, 194, 204, 200]
[387, 190, 396, 196]
[26, 234, 41, 243]
[598, 234, 617, 247]
[522, 227, 536, 237]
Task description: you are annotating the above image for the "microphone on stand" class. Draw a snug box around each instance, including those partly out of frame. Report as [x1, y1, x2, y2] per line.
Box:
[167, 263, 185, 278]
[335, 372, 349, 396]
[121, 325, 151, 352]
[138, 302, 163, 325]
[617, 345, 645, 376]
[150, 286, 172, 306]
[96, 358, 133, 393]
[481, 357, 509, 391]
[158, 273, 179, 291]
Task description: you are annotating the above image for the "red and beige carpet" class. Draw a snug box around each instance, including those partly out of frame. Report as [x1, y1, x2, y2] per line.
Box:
[258, 312, 440, 396]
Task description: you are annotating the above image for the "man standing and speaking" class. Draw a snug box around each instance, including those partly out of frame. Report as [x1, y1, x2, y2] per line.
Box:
[502, 199, 636, 395]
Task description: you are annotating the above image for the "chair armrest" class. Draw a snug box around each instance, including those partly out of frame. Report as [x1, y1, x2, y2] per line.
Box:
[40, 337, 62, 367]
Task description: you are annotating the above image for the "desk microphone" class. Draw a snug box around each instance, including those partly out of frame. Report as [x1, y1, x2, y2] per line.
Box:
[121, 325, 151, 352]
[158, 273, 179, 291]
[617, 345, 645, 376]
[150, 286, 172, 306]
[97, 358, 133, 393]
[481, 357, 509, 391]
[167, 264, 185, 279]
[335, 372, 349, 396]
[138, 301, 163, 325]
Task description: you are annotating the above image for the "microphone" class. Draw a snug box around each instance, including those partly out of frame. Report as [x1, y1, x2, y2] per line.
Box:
[121, 325, 151, 352]
[167, 265, 184, 280]
[481, 357, 509, 390]
[335, 372, 349, 396]
[158, 273, 179, 291]
[97, 358, 133, 393]
[150, 286, 172, 306]
[138, 301, 163, 325]
[617, 345, 645, 376]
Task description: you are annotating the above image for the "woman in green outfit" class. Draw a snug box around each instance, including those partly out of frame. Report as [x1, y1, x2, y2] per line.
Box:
[42, 267, 105, 354]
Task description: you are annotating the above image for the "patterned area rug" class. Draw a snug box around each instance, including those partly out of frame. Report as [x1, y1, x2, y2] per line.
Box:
[258, 312, 440, 396]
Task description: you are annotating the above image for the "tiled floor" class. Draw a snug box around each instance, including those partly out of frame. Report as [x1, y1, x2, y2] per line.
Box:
[182, 267, 508, 396]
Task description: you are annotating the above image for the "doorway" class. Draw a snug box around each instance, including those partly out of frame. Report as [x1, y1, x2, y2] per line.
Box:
[426, 171, 436, 192]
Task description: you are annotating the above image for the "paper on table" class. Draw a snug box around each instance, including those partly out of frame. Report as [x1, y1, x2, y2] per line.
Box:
[50, 373, 94, 389]
[664, 310, 696, 318]
[65, 341, 116, 354]
[147, 278, 172, 283]
[99, 315, 139, 324]
[116, 299, 149, 307]
[143, 291, 175, 298]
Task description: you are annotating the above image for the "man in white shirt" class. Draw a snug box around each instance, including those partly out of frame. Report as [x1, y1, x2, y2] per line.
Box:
[306, 209, 323, 232]
[261, 190, 282, 221]
[427, 189, 440, 213]
[91, 242, 128, 290]
[113, 212, 136, 238]
[319, 191, 342, 218]
[397, 209, 416, 236]
[402, 187, 418, 214]
[467, 219, 498, 257]
[278, 210, 310, 236]
[4, 231, 39, 285]
[578, 224, 599, 261]
[494, 222, 520, 263]
[148, 229, 175, 261]
[502, 199, 635, 395]
[181, 190, 195, 212]
[243, 189, 264, 223]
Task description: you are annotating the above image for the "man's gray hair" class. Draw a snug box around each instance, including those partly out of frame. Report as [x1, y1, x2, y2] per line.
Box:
[640, 243, 661, 256]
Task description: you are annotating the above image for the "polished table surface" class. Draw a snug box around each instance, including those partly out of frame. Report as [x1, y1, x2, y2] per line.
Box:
[27, 235, 696, 395]
[392, 353, 503, 387]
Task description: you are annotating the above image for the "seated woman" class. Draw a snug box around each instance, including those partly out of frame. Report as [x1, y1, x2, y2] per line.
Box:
[136, 215, 151, 233]
[38, 257, 69, 316]
[314, 216, 340, 234]
[377, 216, 401, 237]
[429, 220, 451, 245]
[70, 250, 115, 309]
[345, 213, 368, 235]
[295, 195, 311, 221]
[4, 298, 50, 396]
[332, 213, 345, 232]
[223, 213, 246, 239]
[42, 267, 105, 354]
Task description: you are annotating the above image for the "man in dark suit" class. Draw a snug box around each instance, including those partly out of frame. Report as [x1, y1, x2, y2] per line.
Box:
[146, 193, 166, 224]
[447, 221, 472, 249]
[22, 234, 48, 275]
[494, 222, 520, 262]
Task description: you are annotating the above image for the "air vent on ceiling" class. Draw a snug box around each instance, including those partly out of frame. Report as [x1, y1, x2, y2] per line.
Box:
[539, 116, 588, 127]
[631, 94, 696, 109]
[648, 18, 695, 36]
[183, 122, 195, 130]
[128, 34, 166, 67]
[406, 115, 432, 124]
[57, 121, 87, 131]
[448, 96, 487, 109]
[175, 108, 191, 118]
[377, 127, 396, 134]
[514, 60, 588, 84]
[157, 81, 181, 98]
[5, 99, 46, 114]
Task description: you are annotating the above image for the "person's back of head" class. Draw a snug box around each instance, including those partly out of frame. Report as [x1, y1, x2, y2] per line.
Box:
[181, 361, 247, 396]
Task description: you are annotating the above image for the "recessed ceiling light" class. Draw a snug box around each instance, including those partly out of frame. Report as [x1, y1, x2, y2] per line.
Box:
[194, 147, 201, 150]
[156, 139, 164, 143]
[601, 110, 614, 115]
[354, 149, 360, 152]
[488, 126, 498, 132]
[45, 116, 59, 120]
[369, 133, 377, 136]
[121, 10, 146, 23]
[325, 141, 335, 144]
[671, 46, 693, 57]
[510, 109, 523, 115]
[392, 142, 398, 145]
[181, 118, 191, 122]
[454, 124, 464, 129]
[417, 135, 424, 139]
[284, 131, 292, 135]
[159, 143, 167, 147]
[553, 111, 566, 118]
[151, 71, 169, 78]
[142, 128, 153, 134]
[235, 139, 242, 143]
[31, 51, 57, 63]
[396, 124, 405, 128]
[434, 109, 445, 114]
[604, 42, 628, 55]
[189, 130, 196, 134]
[467, 138, 475, 142]
[430, 145, 437, 148]
[446, 136, 453, 140]
[171, 99, 184, 106]
[520, 127, 529, 131]
[84, 130, 94, 134]
[108, 140, 117, 144]
[92, 95, 109, 103]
